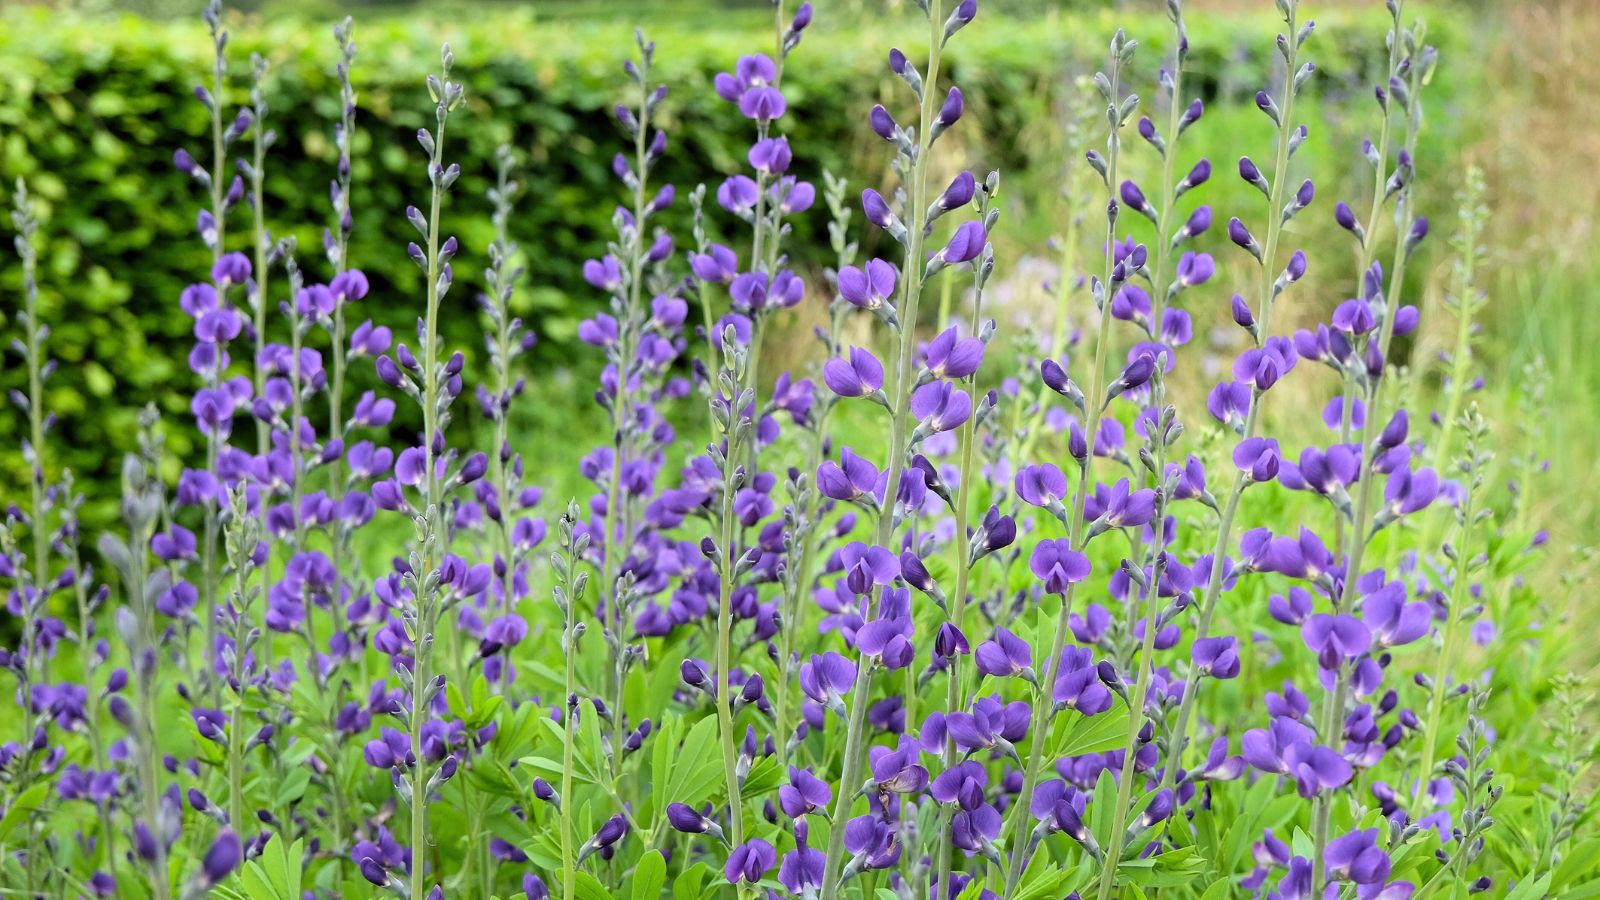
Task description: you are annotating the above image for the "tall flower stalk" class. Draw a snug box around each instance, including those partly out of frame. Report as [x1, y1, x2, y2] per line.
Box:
[698, 1, 814, 847]
[814, 2, 988, 896]
[1002, 29, 1140, 895]
[552, 504, 590, 900]
[1092, 2, 1212, 890]
[367, 44, 471, 900]
[1409, 408, 1488, 813]
[1308, 18, 1432, 887]
[932, 170, 1000, 898]
[245, 51, 274, 457]
[1159, 0, 1316, 796]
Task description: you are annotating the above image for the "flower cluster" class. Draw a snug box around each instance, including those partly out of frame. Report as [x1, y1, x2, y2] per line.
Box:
[0, 1, 1587, 899]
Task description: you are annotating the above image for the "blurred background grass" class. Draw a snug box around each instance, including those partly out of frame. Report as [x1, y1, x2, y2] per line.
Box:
[1, 0, 1596, 651]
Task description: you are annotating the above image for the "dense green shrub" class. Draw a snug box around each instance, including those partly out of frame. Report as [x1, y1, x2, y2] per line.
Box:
[0, 7, 1459, 526]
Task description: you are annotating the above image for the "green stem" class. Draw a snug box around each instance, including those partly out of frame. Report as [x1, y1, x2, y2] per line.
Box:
[818, 7, 946, 896]
[1409, 490, 1475, 811]
[1312, 165, 1417, 900]
[560, 589, 579, 900]
[934, 254, 988, 899]
[1157, 0, 1305, 798]
[1002, 48, 1126, 899]
[409, 68, 452, 900]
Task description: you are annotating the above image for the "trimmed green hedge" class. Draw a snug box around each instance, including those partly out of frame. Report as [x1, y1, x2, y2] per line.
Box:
[0, 5, 1463, 525]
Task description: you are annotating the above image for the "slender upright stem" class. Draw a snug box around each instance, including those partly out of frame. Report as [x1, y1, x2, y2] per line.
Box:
[560, 588, 579, 900]
[200, 21, 230, 707]
[818, 5, 944, 897]
[408, 60, 454, 900]
[1311, 58, 1424, 886]
[934, 255, 988, 898]
[1094, 32, 1188, 894]
[1002, 48, 1127, 899]
[1410, 486, 1474, 812]
[602, 60, 652, 785]
[250, 64, 271, 458]
[1158, 3, 1305, 795]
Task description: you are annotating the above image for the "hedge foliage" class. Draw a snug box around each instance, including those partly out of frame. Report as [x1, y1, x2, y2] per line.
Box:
[0, 6, 1463, 526]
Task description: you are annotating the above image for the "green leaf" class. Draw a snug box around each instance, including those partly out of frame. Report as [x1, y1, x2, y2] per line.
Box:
[1504, 873, 1553, 900]
[238, 836, 304, 900]
[1050, 700, 1129, 758]
[672, 862, 710, 900]
[1555, 838, 1600, 888]
[0, 783, 49, 842]
[665, 715, 723, 807]
[274, 766, 312, 807]
[1013, 846, 1075, 900]
[742, 753, 783, 799]
[577, 698, 608, 784]
[632, 850, 666, 900]
[574, 871, 611, 900]
[1090, 767, 1118, 846]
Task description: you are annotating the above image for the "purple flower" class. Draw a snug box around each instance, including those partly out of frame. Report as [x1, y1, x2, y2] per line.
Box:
[838, 258, 898, 310]
[715, 54, 786, 121]
[717, 176, 760, 214]
[799, 652, 858, 712]
[779, 767, 833, 818]
[1232, 436, 1281, 482]
[935, 86, 964, 132]
[1175, 251, 1215, 287]
[823, 347, 886, 398]
[725, 838, 777, 884]
[1208, 380, 1252, 429]
[1360, 581, 1430, 649]
[974, 628, 1032, 679]
[778, 843, 825, 895]
[1191, 636, 1240, 679]
[689, 244, 739, 283]
[1196, 737, 1246, 781]
[1095, 479, 1157, 528]
[1051, 651, 1112, 714]
[1301, 613, 1372, 670]
[923, 326, 985, 379]
[936, 221, 987, 265]
[910, 381, 972, 433]
[1029, 539, 1091, 594]
[843, 815, 901, 870]
[748, 136, 792, 175]
[817, 448, 880, 502]
[1014, 463, 1068, 509]
[198, 830, 241, 886]
[1241, 716, 1353, 797]
[869, 742, 929, 793]
[857, 615, 915, 669]
[1382, 466, 1439, 517]
[1325, 828, 1394, 886]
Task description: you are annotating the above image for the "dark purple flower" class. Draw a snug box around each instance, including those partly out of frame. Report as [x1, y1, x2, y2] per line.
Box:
[937, 221, 987, 265]
[779, 767, 833, 818]
[974, 628, 1032, 679]
[1029, 539, 1091, 594]
[725, 838, 777, 884]
[1191, 636, 1240, 679]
